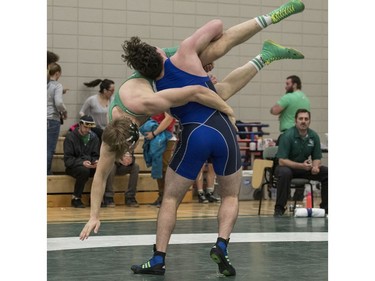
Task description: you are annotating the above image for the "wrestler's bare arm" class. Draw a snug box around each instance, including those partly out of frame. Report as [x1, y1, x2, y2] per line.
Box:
[79, 143, 115, 240]
[140, 85, 234, 118]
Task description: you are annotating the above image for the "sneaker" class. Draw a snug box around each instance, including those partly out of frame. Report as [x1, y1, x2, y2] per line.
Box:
[71, 198, 85, 208]
[269, 0, 305, 24]
[103, 196, 116, 208]
[125, 197, 139, 207]
[274, 207, 286, 217]
[150, 196, 162, 208]
[206, 192, 221, 203]
[261, 40, 304, 65]
[131, 246, 166, 275]
[198, 192, 209, 203]
[210, 240, 236, 276]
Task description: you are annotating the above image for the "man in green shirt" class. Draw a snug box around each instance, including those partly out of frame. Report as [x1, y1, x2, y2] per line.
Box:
[270, 75, 310, 133]
[274, 109, 328, 216]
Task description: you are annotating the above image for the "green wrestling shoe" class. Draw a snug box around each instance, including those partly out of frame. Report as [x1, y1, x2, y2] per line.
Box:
[269, 0, 305, 24]
[261, 40, 304, 65]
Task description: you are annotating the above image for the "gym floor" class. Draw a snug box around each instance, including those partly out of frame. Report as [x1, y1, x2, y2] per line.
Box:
[47, 200, 328, 281]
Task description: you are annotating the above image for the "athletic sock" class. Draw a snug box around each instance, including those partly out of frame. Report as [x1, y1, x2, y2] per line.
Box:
[255, 15, 272, 29]
[148, 251, 166, 266]
[249, 55, 265, 72]
[206, 187, 214, 194]
[216, 237, 229, 252]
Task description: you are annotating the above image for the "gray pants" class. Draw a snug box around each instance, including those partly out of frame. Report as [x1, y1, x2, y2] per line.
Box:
[105, 162, 140, 199]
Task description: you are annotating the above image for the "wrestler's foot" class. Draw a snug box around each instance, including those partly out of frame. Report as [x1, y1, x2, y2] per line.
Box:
[261, 40, 304, 65]
[269, 0, 305, 24]
[210, 238, 236, 276]
[131, 245, 166, 275]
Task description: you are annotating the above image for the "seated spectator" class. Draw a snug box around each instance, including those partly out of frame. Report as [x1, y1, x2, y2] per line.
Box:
[63, 115, 99, 208]
[103, 152, 140, 207]
[274, 108, 328, 216]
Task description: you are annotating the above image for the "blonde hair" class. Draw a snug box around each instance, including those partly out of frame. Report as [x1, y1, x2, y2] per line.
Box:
[102, 118, 139, 159]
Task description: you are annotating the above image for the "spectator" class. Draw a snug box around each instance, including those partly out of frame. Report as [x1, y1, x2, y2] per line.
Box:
[47, 51, 59, 82]
[195, 162, 220, 203]
[47, 63, 67, 175]
[81, 79, 115, 141]
[140, 112, 176, 207]
[270, 75, 310, 134]
[64, 115, 99, 208]
[104, 152, 140, 208]
[274, 109, 328, 216]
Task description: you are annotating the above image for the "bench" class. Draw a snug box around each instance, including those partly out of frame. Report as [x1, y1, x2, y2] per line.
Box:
[48, 137, 193, 207]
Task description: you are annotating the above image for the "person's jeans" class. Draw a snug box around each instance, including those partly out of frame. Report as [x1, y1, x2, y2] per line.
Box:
[105, 162, 140, 199]
[47, 119, 61, 175]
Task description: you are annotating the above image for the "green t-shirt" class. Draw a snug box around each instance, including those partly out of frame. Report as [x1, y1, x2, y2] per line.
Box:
[277, 91, 310, 132]
[276, 126, 322, 162]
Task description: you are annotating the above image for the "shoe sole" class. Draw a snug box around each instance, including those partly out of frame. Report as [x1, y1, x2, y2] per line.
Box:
[210, 248, 236, 276]
[131, 265, 165, 275]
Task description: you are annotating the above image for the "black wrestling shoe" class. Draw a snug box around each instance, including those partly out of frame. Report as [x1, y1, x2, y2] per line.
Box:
[210, 239, 236, 276]
[131, 247, 166, 275]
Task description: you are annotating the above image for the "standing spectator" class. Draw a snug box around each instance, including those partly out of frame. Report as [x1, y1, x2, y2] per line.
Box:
[195, 162, 220, 203]
[47, 50, 59, 82]
[270, 75, 310, 134]
[47, 63, 67, 175]
[274, 109, 328, 216]
[140, 113, 176, 207]
[80, 79, 115, 141]
[103, 152, 140, 208]
[64, 116, 99, 208]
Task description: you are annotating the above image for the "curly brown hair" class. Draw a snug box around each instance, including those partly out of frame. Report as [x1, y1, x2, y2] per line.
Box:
[102, 117, 140, 159]
[121, 36, 163, 80]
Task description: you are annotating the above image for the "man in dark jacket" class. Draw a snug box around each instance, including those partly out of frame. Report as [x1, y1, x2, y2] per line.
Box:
[64, 115, 99, 208]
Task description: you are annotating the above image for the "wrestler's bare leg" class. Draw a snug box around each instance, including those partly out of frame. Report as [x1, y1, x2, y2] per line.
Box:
[199, 0, 305, 66]
[215, 62, 258, 101]
[155, 167, 195, 252]
[214, 40, 305, 101]
[208, 167, 242, 276]
[214, 168, 242, 240]
[199, 19, 262, 66]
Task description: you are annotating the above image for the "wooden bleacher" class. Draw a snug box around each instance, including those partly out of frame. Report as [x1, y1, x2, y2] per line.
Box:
[47, 136, 193, 207]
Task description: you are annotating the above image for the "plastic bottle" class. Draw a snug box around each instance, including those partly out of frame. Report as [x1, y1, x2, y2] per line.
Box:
[249, 135, 256, 151]
[306, 192, 312, 208]
[257, 136, 263, 151]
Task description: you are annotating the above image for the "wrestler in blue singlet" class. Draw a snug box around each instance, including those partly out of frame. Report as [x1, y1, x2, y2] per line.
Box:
[156, 59, 242, 180]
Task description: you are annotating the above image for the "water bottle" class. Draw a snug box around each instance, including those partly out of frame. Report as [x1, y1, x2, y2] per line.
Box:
[306, 192, 312, 208]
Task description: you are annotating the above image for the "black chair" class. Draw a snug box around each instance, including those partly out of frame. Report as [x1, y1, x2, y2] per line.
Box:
[255, 146, 313, 215]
